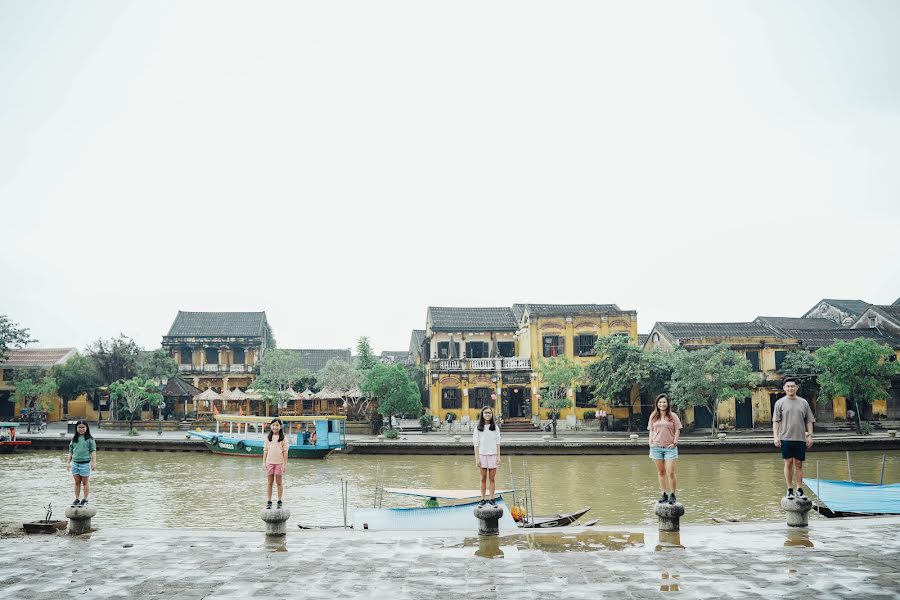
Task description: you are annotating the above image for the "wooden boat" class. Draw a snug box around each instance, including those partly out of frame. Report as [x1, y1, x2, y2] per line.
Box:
[349, 488, 591, 530]
[0, 422, 31, 454]
[188, 414, 346, 459]
[804, 478, 900, 518]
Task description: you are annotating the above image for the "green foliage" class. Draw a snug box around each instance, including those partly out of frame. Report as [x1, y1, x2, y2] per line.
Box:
[138, 349, 178, 384]
[585, 335, 651, 430]
[249, 349, 311, 412]
[446, 411, 457, 422]
[0, 315, 35, 362]
[815, 338, 899, 431]
[362, 363, 421, 423]
[86, 334, 141, 384]
[316, 357, 360, 396]
[668, 344, 762, 434]
[859, 421, 874, 435]
[108, 377, 163, 428]
[779, 350, 821, 389]
[644, 350, 674, 397]
[383, 428, 399, 439]
[13, 376, 58, 412]
[419, 413, 433, 431]
[355, 336, 377, 372]
[537, 356, 583, 437]
[53, 354, 103, 402]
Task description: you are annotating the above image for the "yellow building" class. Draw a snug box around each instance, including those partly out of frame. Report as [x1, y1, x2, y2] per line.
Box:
[424, 304, 640, 427]
[0, 347, 77, 422]
[644, 321, 801, 429]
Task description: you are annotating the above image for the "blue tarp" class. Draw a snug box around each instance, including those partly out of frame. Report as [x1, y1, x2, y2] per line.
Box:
[352, 497, 520, 531]
[804, 478, 900, 514]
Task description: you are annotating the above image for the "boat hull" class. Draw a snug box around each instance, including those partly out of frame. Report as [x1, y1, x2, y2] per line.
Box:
[0, 441, 31, 454]
[522, 507, 591, 528]
[189, 432, 336, 459]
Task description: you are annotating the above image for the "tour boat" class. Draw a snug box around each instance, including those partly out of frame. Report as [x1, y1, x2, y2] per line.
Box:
[0, 422, 30, 454]
[804, 478, 900, 517]
[188, 414, 346, 459]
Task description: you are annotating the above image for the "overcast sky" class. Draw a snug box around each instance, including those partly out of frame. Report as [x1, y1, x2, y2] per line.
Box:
[2, 0, 898, 354]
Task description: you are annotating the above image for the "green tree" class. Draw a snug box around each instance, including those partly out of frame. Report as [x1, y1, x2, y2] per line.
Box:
[361, 363, 421, 429]
[355, 336, 377, 372]
[138, 348, 178, 385]
[13, 375, 57, 432]
[536, 356, 583, 438]
[52, 354, 103, 412]
[585, 335, 649, 432]
[109, 378, 164, 433]
[86, 335, 141, 384]
[668, 344, 762, 435]
[778, 350, 822, 406]
[815, 338, 900, 433]
[249, 349, 310, 415]
[0, 315, 35, 362]
[317, 357, 360, 397]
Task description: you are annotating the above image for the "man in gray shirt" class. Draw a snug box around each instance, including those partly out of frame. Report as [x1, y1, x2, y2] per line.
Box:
[773, 377, 815, 500]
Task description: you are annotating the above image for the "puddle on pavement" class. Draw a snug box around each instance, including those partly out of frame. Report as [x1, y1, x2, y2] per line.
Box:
[783, 529, 814, 548]
[659, 570, 681, 592]
[655, 531, 685, 552]
[453, 530, 646, 556]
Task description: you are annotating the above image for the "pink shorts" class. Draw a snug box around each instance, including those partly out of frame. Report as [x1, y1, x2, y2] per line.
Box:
[479, 454, 499, 469]
[265, 463, 285, 475]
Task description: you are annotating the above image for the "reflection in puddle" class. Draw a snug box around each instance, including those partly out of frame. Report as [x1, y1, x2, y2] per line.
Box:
[456, 531, 645, 554]
[474, 536, 505, 559]
[264, 537, 288, 552]
[655, 531, 685, 552]
[660, 571, 680, 592]
[784, 529, 814, 548]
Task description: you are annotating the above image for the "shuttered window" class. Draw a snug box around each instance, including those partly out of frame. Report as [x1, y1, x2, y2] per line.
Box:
[466, 342, 489, 358]
[577, 334, 597, 356]
[575, 386, 595, 408]
[543, 336, 564, 357]
[774, 351, 787, 370]
[746, 351, 760, 372]
[441, 388, 461, 409]
[471, 388, 494, 409]
[497, 342, 515, 357]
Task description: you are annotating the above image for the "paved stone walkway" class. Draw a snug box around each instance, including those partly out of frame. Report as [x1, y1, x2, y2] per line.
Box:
[2, 517, 899, 599]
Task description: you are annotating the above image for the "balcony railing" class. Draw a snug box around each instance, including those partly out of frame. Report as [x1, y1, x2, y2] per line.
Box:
[432, 358, 531, 371]
[229, 364, 247, 373]
[202, 364, 219, 372]
[178, 364, 193, 372]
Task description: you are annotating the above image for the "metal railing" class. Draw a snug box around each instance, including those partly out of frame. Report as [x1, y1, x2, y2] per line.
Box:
[432, 358, 531, 371]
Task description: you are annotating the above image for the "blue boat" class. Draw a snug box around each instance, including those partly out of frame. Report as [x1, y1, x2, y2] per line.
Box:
[188, 414, 346, 459]
[804, 478, 900, 517]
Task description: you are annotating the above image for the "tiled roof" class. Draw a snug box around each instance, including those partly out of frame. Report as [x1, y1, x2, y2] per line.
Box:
[638, 334, 649, 346]
[804, 299, 871, 318]
[380, 351, 408, 363]
[872, 305, 900, 321]
[286, 348, 352, 374]
[785, 328, 900, 350]
[512, 304, 623, 318]
[0, 347, 76, 369]
[165, 312, 268, 338]
[161, 376, 201, 398]
[428, 307, 518, 332]
[894, 297, 900, 306]
[755, 317, 837, 331]
[656, 322, 786, 341]
[411, 329, 425, 346]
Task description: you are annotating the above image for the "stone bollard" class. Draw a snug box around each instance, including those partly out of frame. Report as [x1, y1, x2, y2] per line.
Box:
[654, 502, 685, 532]
[781, 496, 812, 527]
[260, 508, 291, 536]
[473, 504, 504, 536]
[65, 505, 97, 535]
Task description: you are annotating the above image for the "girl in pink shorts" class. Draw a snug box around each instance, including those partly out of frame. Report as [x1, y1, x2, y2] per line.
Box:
[473, 406, 501, 506]
[263, 418, 288, 509]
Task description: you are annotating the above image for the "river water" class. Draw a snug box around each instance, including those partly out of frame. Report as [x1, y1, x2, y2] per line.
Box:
[2, 450, 897, 530]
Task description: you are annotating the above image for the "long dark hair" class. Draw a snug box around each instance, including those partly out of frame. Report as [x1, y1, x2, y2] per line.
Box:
[476, 406, 496, 432]
[650, 394, 673, 423]
[71, 419, 93, 444]
[267, 418, 284, 442]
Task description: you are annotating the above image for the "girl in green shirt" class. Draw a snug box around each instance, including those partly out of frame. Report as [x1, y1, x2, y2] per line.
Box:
[66, 419, 97, 507]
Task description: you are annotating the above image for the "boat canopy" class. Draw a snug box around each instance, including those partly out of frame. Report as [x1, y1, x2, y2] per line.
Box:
[0, 422, 20, 428]
[214, 413, 346, 423]
[384, 488, 517, 500]
[804, 478, 900, 515]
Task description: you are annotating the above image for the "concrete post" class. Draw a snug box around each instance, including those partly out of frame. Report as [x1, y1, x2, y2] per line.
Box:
[473, 504, 503, 536]
[65, 505, 97, 535]
[654, 502, 685, 532]
[260, 508, 291, 536]
[781, 496, 812, 527]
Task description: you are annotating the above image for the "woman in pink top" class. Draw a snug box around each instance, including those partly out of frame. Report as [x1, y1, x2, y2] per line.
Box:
[648, 394, 682, 505]
[263, 418, 289, 509]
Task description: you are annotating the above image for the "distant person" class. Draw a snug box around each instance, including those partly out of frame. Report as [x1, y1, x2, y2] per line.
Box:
[607, 411, 614, 432]
[66, 419, 97, 507]
[308, 426, 317, 445]
[846, 408, 856, 423]
[597, 408, 608, 431]
[648, 394, 682, 505]
[773, 377, 815, 500]
[263, 418, 288, 509]
[473, 406, 501, 506]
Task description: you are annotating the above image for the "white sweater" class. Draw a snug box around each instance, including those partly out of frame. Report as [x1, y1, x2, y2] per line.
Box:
[472, 425, 501, 455]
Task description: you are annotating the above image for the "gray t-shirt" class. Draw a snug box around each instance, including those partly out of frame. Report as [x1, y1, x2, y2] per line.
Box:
[772, 396, 815, 441]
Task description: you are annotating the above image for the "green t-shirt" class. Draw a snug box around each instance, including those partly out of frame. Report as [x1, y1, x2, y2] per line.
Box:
[69, 437, 96, 462]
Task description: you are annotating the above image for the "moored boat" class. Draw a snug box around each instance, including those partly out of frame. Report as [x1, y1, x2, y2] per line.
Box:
[0, 422, 31, 454]
[188, 414, 346, 459]
[804, 477, 900, 517]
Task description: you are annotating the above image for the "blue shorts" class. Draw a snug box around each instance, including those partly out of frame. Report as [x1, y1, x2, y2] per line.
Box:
[649, 446, 678, 460]
[71, 462, 92, 477]
[780, 440, 806, 461]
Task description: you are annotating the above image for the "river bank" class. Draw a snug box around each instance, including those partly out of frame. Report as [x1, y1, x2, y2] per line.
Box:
[1, 516, 898, 599]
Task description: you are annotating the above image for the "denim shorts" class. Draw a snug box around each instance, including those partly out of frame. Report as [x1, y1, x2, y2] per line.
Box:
[71, 462, 91, 477]
[649, 446, 678, 460]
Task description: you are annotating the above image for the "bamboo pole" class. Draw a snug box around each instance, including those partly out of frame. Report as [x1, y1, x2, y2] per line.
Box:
[880, 453, 887, 485]
[846, 451, 852, 482]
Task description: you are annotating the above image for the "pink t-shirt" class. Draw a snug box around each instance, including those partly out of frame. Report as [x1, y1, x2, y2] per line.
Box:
[264, 436, 289, 465]
[648, 414, 682, 448]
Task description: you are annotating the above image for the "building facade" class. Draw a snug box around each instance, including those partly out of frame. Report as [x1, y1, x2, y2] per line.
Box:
[0, 347, 77, 421]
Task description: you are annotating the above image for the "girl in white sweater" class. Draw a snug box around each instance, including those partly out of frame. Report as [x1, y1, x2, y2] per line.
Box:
[472, 406, 501, 506]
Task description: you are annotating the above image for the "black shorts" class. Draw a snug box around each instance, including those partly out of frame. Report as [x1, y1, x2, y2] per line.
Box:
[781, 440, 806, 461]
